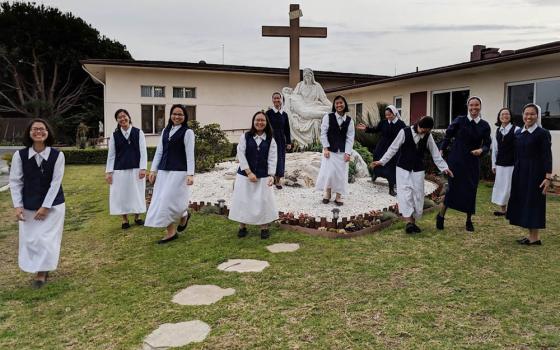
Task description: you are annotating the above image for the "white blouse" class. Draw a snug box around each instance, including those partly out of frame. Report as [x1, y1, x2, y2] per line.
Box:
[319, 113, 355, 154]
[9, 147, 65, 208]
[106, 127, 148, 172]
[236, 133, 278, 176]
[491, 124, 521, 168]
[150, 126, 195, 175]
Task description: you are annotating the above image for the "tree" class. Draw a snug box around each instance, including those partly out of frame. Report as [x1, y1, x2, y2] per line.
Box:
[0, 2, 132, 143]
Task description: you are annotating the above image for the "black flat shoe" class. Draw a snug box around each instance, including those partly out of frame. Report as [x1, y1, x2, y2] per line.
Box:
[389, 189, 397, 197]
[405, 223, 415, 234]
[412, 224, 422, 233]
[334, 200, 344, 206]
[158, 233, 178, 244]
[177, 213, 191, 232]
[493, 211, 506, 217]
[436, 214, 444, 230]
[516, 237, 529, 244]
[134, 218, 145, 225]
[322, 198, 330, 204]
[31, 280, 45, 289]
[275, 185, 283, 189]
[238, 227, 248, 238]
[121, 222, 131, 229]
[260, 229, 270, 239]
[523, 239, 542, 246]
[466, 220, 474, 232]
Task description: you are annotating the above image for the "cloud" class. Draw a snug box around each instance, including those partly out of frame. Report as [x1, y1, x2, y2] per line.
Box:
[402, 24, 547, 32]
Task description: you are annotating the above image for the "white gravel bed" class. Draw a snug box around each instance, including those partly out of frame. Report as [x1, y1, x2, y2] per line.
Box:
[191, 161, 437, 219]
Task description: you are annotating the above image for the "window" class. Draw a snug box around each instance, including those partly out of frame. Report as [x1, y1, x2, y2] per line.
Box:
[140, 86, 165, 98]
[348, 102, 363, 120]
[185, 105, 196, 121]
[432, 89, 469, 129]
[141, 105, 166, 134]
[173, 87, 196, 98]
[394, 96, 402, 116]
[507, 78, 560, 130]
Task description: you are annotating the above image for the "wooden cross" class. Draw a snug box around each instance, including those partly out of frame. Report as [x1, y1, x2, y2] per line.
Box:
[262, 4, 327, 88]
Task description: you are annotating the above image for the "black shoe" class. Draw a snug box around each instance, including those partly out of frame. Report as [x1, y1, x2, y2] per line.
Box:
[466, 220, 474, 232]
[516, 237, 529, 244]
[322, 198, 330, 204]
[405, 223, 415, 234]
[32, 280, 45, 289]
[334, 200, 344, 206]
[436, 214, 444, 230]
[260, 229, 270, 239]
[389, 189, 397, 197]
[177, 213, 191, 232]
[493, 211, 506, 217]
[158, 233, 178, 244]
[371, 175, 378, 182]
[412, 224, 422, 233]
[238, 227, 248, 238]
[121, 222, 131, 229]
[524, 239, 542, 246]
[134, 218, 145, 225]
[275, 185, 283, 190]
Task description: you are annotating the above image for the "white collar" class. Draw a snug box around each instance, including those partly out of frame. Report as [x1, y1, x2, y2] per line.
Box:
[522, 123, 538, 134]
[28, 146, 51, 160]
[121, 126, 131, 133]
[171, 124, 181, 129]
[272, 107, 283, 114]
[468, 115, 481, 124]
[335, 112, 346, 119]
[499, 123, 513, 133]
[254, 133, 267, 140]
[388, 117, 399, 124]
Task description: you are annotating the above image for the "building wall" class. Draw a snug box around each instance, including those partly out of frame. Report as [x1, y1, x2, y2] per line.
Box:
[328, 55, 560, 175]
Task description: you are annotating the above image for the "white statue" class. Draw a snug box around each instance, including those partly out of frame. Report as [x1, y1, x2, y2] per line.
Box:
[283, 68, 332, 147]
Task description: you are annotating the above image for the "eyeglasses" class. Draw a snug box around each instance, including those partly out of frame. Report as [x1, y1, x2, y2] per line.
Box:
[171, 113, 185, 117]
[31, 128, 47, 132]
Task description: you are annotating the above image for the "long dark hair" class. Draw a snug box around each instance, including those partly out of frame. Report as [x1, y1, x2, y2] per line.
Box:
[413, 116, 434, 150]
[166, 104, 190, 130]
[248, 111, 274, 140]
[331, 95, 349, 114]
[114, 109, 132, 131]
[22, 118, 55, 147]
[495, 107, 512, 127]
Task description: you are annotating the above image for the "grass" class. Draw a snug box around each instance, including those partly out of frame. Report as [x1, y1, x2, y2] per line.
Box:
[0, 165, 559, 349]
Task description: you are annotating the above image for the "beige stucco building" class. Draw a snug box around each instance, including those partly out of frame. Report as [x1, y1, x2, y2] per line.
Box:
[81, 59, 383, 146]
[326, 42, 560, 175]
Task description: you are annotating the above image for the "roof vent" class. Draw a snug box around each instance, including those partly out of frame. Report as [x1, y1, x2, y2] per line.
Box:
[198, 60, 207, 64]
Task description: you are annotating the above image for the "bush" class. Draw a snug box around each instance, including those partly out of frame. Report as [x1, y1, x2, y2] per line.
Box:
[348, 160, 357, 183]
[353, 141, 373, 165]
[2, 152, 13, 168]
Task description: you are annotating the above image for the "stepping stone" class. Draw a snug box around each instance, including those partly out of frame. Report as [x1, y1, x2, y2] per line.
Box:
[143, 320, 210, 349]
[266, 243, 300, 253]
[217, 259, 269, 273]
[172, 285, 235, 306]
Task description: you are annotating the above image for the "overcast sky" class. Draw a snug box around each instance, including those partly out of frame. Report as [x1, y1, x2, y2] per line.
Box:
[34, 0, 560, 76]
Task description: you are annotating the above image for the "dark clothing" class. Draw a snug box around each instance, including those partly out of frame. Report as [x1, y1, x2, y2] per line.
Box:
[506, 127, 552, 229]
[158, 126, 189, 171]
[367, 118, 406, 184]
[237, 132, 271, 179]
[440, 116, 492, 214]
[495, 126, 516, 167]
[327, 113, 351, 153]
[266, 109, 291, 177]
[20, 148, 65, 210]
[396, 127, 429, 172]
[113, 127, 141, 170]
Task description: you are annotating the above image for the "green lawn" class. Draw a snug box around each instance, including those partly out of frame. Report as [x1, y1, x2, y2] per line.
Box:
[0, 165, 559, 349]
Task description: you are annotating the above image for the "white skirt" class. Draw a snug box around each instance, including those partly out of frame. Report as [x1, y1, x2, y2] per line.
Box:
[491, 165, 514, 206]
[19, 203, 65, 273]
[109, 169, 146, 215]
[228, 174, 278, 225]
[315, 152, 349, 195]
[145, 171, 191, 228]
[396, 167, 425, 219]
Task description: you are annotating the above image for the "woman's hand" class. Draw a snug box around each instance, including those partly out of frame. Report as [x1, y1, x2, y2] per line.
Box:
[540, 178, 551, 195]
[471, 148, 483, 157]
[443, 169, 454, 178]
[267, 176, 274, 186]
[15, 207, 24, 221]
[34, 207, 49, 221]
[492, 167, 496, 174]
[323, 148, 330, 159]
[286, 144, 292, 150]
[186, 175, 194, 186]
[105, 172, 113, 184]
[148, 172, 156, 184]
[356, 123, 367, 131]
[139, 169, 146, 179]
[344, 153, 351, 162]
[248, 173, 258, 183]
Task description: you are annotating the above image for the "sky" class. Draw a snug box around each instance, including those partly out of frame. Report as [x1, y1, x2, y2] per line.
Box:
[33, 0, 560, 76]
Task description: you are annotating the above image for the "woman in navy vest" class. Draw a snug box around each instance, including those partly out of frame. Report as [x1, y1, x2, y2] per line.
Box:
[229, 111, 278, 239]
[437, 96, 492, 232]
[145, 104, 195, 244]
[357, 105, 405, 196]
[315, 95, 355, 206]
[266, 92, 292, 189]
[507, 103, 553, 246]
[105, 109, 148, 229]
[9, 119, 65, 289]
[491, 108, 520, 216]
[373, 116, 453, 234]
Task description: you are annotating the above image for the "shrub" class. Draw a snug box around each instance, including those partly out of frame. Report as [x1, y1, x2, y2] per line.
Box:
[353, 141, 373, 165]
[2, 152, 13, 168]
[348, 160, 357, 183]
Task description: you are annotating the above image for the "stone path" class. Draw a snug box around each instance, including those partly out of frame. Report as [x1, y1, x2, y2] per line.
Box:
[143, 320, 211, 349]
[266, 243, 300, 253]
[172, 285, 235, 306]
[217, 259, 270, 273]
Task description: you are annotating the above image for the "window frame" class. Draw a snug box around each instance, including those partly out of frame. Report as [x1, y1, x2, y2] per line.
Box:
[431, 87, 470, 129]
[173, 87, 196, 99]
[393, 96, 403, 116]
[347, 101, 363, 120]
[141, 104, 166, 135]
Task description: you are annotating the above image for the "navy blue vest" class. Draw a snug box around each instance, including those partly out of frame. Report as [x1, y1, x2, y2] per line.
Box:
[237, 132, 271, 178]
[396, 127, 429, 172]
[113, 127, 141, 170]
[20, 147, 65, 210]
[158, 126, 189, 171]
[495, 125, 516, 167]
[327, 113, 351, 153]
